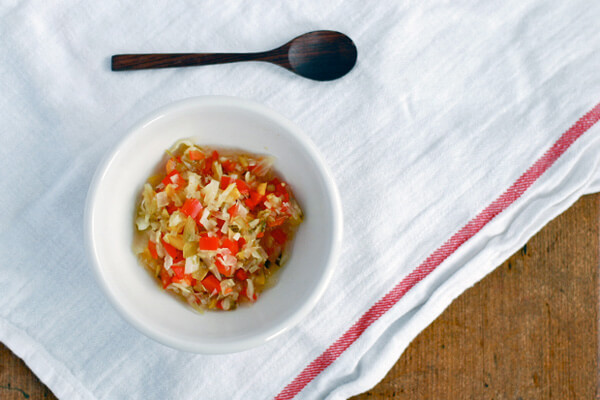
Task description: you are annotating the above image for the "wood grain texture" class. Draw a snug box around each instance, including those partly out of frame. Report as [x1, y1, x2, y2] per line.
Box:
[353, 193, 599, 399]
[111, 51, 284, 71]
[0, 345, 55, 400]
[1, 194, 598, 400]
[111, 30, 358, 81]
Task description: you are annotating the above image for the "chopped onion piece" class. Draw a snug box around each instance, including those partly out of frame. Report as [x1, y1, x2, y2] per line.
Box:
[217, 249, 237, 267]
[168, 139, 195, 152]
[164, 254, 173, 271]
[136, 216, 150, 230]
[185, 173, 201, 198]
[221, 298, 231, 310]
[237, 203, 248, 218]
[199, 208, 217, 231]
[217, 183, 236, 207]
[156, 191, 169, 208]
[185, 255, 200, 274]
[246, 278, 255, 298]
[168, 211, 185, 228]
[249, 264, 260, 273]
[220, 220, 229, 234]
[201, 179, 220, 209]
[172, 282, 191, 293]
[221, 279, 235, 291]
[251, 156, 275, 176]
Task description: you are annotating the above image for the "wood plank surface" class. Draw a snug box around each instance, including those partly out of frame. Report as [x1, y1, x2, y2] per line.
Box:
[1, 194, 598, 400]
[353, 193, 599, 399]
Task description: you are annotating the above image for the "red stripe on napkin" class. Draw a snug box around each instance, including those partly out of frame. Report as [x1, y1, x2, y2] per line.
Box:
[276, 102, 600, 400]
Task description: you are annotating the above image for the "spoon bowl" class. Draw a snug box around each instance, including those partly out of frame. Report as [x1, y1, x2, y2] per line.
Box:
[111, 30, 357, 81]
[285, 31, 357, 81]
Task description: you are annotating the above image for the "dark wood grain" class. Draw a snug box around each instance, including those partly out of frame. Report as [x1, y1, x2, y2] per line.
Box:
[111, 51, 286, 71]
[111, 30, 357, 81]
[0, 344, 56, 400]
[1, 194, 597, 399]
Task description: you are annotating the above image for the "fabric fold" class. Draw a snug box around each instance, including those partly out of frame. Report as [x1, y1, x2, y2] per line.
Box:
[1, 1, 599, 399]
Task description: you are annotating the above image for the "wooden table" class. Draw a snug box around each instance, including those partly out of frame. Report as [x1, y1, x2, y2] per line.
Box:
[1, 194, 598, 399]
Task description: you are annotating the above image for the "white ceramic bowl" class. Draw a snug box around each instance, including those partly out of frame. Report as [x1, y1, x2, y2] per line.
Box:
[85, 96, 342, 353]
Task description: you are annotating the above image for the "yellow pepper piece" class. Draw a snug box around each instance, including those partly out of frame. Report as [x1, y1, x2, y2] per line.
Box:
[164, 234, 185, 250]
[257, 182, 267, 196]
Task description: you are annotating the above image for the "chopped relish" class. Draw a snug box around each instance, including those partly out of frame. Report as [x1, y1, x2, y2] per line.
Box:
[134, 139, 303, 311]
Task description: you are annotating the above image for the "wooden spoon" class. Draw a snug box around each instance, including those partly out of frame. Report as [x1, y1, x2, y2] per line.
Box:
[111, 30, 357, 81]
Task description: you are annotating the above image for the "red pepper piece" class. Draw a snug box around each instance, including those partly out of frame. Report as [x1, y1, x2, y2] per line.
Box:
[172, 251, 184, 264]
[189, 149, 205, 161]
[227, 202, 239, 218]
[271, 228, 287, 245]
[161, 170, 184, 187]
[180, 198, 203, 219]
[201, 151, 219, 176]
[235, 269, 248, 281]
[159, 269, 171, 289]
[267, 216, 288, 227]
[244, 190, 264, 209]
[235, 179, 250, 196]
[161, 238, 179, 259]
[148, 240, 158, 259]
[171, 265, 185, 280]
[221, 237, 239, 255]
[215, 256, 233, 276]
[220, 175, 233, 190]
[201, 274, 221, 295]
[198, 235, 220, 251]
[222, 160, 238, 173]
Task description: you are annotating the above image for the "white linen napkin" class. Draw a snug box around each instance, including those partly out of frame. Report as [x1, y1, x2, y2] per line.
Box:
[1, 1, 600, 399]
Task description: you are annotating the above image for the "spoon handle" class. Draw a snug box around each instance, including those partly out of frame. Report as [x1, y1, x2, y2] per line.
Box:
[111, 52, 277, 71]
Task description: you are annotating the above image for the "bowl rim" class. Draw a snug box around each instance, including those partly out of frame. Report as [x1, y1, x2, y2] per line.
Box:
[84, 95, 343, 353]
